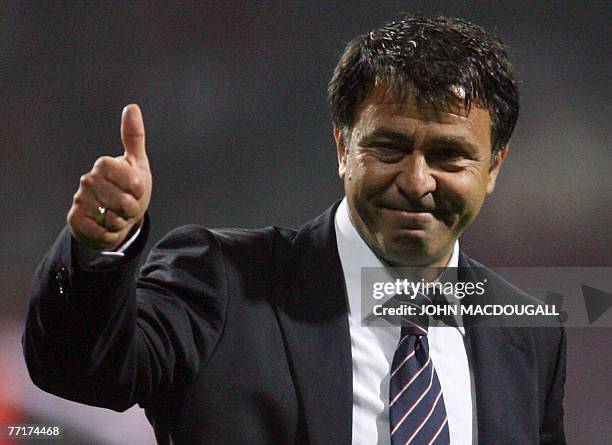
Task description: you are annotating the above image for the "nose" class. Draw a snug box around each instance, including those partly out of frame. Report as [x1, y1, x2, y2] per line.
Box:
[394, 152, 436, 199]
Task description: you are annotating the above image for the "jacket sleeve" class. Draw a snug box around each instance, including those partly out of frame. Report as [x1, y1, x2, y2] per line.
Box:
[22, 217, 228, 412]
[540, 326, 567, 444]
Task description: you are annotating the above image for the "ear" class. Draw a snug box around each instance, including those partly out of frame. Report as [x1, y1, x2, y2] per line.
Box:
[334, 127, 348, 179]
[487, 145, 509, 194]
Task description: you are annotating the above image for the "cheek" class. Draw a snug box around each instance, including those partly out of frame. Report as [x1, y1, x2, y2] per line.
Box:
[348, 155, 395, 195]
[347, 153, 368, 179]
[438, 171, 489, 215]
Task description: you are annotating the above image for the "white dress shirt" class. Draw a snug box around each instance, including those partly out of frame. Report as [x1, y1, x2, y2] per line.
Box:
[334, 198, 476, 445]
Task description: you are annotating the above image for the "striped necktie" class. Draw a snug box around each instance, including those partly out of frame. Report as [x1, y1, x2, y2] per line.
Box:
[388, 295, 450, 445]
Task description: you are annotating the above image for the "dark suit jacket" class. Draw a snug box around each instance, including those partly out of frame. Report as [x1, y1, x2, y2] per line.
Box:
[23, 202, 566, 444]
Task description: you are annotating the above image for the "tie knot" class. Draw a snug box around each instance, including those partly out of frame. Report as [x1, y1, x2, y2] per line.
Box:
[369, 289, 451, 331]
[395, 291, 431, 335]
[400, 317, 429, 336]
[399, 286, 456, 332]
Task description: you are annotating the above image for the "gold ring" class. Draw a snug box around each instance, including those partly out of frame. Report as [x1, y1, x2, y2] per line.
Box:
[95, 206, 108, 228]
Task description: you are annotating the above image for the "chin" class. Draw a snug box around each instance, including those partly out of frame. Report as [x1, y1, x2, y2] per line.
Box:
[377, 238, 436, 267]
[384, 227, 433, 247]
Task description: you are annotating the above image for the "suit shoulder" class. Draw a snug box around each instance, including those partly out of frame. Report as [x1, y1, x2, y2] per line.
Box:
[465, 257, 545, 305]
[151, 224, 297, 269]
[210, 226, 298, 247]
[464, 256, 564, 334]
[156, 224, 297, 248]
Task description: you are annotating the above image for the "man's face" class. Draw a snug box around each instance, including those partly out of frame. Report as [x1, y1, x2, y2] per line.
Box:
[335, 85, 507, 267]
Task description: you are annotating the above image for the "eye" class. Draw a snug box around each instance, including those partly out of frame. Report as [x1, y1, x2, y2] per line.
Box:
[435, 147, 464, 159]
[369, 145, 405, 163]
[428, 147, 471, 171]
[429, 147, 470, 163]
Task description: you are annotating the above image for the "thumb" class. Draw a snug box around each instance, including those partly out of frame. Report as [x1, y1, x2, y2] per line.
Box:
[121, 104, 147, 165]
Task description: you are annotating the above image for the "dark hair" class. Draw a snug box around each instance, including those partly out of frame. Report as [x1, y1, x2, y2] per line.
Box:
[328, 15, 519, 156]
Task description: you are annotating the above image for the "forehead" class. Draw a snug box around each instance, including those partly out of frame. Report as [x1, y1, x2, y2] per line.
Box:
[352, 84, 492, 143]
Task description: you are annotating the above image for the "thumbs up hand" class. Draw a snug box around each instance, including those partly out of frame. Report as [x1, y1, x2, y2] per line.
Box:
[67, 104, 153, 251]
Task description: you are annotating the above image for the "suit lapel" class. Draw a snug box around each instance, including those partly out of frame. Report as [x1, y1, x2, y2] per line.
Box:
[459, 253, 535, 444]
[272, 202, 353, 445]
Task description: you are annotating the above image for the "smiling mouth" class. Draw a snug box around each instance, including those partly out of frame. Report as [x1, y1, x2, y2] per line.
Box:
[381, 207, 436, 228]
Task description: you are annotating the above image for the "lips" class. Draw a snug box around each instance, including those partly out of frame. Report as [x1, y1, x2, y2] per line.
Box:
[380, 206, 436, 228]
[383, 205, 436, 213]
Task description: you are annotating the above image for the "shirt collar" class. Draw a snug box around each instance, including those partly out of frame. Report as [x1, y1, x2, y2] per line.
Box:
[334, 197, 464, 335]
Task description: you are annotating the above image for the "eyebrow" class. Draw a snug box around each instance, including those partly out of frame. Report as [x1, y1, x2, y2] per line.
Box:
[428, 135, 480, 152]
[359, 128, 413, 146]
[359, 127, 479, 152]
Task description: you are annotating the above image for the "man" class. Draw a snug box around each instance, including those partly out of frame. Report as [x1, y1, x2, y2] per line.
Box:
[23, 16, 565, 445]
